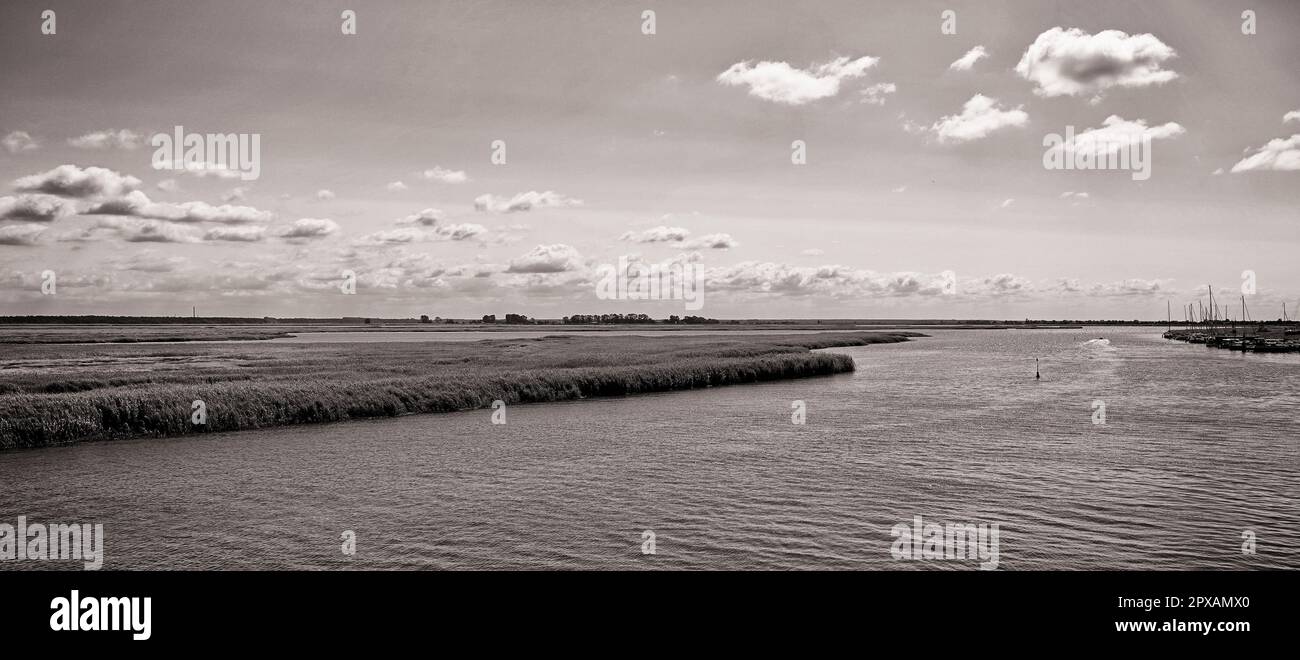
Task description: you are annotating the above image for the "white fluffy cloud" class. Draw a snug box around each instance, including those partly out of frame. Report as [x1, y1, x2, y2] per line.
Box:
[277, 218, 339, 239]
[13, 165, 141, 198]
[204, 225, 266, 242]
[930, 95, 1028, 144]
[717, 55, 879, 105]
[166, 200, 272, 225]
[94, 217, 201, 243]
[506, 244, 584, 273]
[396, 208, 444, 226]
[1230, 134, 1300, 173]
[1053, 278, 1172, 296]
[1284, 110, 1300, 124]
[84, 191, 274, 224]
[1016, 27, 1178, 100]
[619, 226, 736, 249]
[705, 262, 955, 298]
[1045, 115, 1185, 159]
[682, 233, 738, 249]
[386, 181, 408, 192]
[620, 226, 691, 243]
[949, 46, 988, 71]
[68, 129, 142, 150]
[421, 167, 468, 184]
[2, 131, 38, 154]
[315, 189, 336, 200]
[474, 191, 582, 213]
[0, 223, 47, 246]
[0, 194, 77, 222]
[357, 223, 485, 245]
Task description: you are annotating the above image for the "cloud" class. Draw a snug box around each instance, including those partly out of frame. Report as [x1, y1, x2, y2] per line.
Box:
[474, 190, 582, 213]
[396, 208, 445, 226]
[1284, 110, 1300, 124]
[800, 248, 824, 256]
[2, 131, 38, 154]
[156, 179, 179, 193]
[0, 223, 47, 246]
[277, 218, 339, 239]
[619, 226, 736, 249]
[949, 46, 988, 71]
[386, 181, 408, 192]
[1045, 115, 1185, 160]
[222, 186, 248, 202]
[682, 233, 738, 249]
[1060, 191, 1090, 199]
[705, 262, 955, 298]
[83, 191, 180, 218]
[83, 191, 274, 224]
[931, 95, 1028, 144]
[697, 265, 1169, 301]
[68, 129, 142, 150]
[892, 185, 907, 193]
[1001, 198, 1015, 208]
[1230, 134, 1300, 173]
[204, 225, 266, 242]
[977, 273, 1030, 295]
[0, 194, 77, 222]
[164, 200, 273, 225]
[1015, 27, 1178, 100]
[13, 165, 141, 198]
[717, 55, 879, 105]
[431, 223, 487, 240]
[94, 217, 201, 243]
[620, 226, 691, 243]
[357, 223, 485, 245]
[421, 167, 468, 184]
[315, 189, 335, 201]
[506, 244, 584, 273]
[859, 82, 897, 106]
[1052, 277, 1172, 296]
[118, 253, 188, 273]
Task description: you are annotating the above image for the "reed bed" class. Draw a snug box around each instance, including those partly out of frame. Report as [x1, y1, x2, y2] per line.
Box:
[0, 331, 918, 448]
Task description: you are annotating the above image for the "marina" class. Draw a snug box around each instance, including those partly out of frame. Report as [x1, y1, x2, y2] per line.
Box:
[1161, 288, 1300, 353]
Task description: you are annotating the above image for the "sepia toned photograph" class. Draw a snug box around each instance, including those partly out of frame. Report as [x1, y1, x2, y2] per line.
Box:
[0, 0, 1296, 644]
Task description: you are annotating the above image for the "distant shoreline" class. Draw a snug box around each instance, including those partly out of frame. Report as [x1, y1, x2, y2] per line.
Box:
[0, 321, 1129, 344]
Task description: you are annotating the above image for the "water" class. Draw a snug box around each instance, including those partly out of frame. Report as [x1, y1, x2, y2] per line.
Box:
[2, 327, 1296, 570]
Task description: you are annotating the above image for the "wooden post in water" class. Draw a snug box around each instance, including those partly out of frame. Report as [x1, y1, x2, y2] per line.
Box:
[1035, 358, 1040, 380]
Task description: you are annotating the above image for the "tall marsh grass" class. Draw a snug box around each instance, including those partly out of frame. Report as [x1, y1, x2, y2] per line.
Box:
[0, 331, 917, 448]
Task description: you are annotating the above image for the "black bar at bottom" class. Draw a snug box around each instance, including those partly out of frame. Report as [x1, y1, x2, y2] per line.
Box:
[0, 570, 1289, 648]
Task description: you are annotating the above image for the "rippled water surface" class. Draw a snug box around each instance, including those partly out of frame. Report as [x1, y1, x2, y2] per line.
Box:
[2, 328, 1297, 570]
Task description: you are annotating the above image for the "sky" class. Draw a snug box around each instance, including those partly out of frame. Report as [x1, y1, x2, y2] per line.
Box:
[1, 0, 1298, 320]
